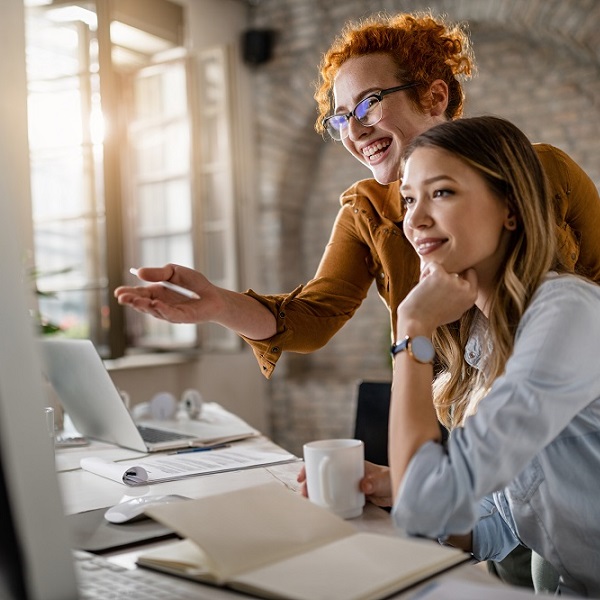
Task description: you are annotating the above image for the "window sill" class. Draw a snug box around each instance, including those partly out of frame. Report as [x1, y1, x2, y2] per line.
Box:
[104, 350, 199, 372]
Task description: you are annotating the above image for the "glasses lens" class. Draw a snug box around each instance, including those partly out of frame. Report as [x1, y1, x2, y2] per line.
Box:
[324, 115, 348, 140]
[355, 96, 382, 126]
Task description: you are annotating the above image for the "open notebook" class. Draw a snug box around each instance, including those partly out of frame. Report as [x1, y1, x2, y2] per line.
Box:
[137, 482, 470, 600]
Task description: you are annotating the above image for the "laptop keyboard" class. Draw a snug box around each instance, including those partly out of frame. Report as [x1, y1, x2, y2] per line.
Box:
[74, 550, 211, 599]
[136, 425, 195, 444]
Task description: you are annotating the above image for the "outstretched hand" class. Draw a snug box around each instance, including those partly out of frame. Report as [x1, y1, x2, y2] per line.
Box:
[115, 263, 278, 340]
[114, 264, 219, 325]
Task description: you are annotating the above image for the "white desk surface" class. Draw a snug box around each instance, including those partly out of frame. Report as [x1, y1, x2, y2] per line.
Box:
[57, 431, 531, 599]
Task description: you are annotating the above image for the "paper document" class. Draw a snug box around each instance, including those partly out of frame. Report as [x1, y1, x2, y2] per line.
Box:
[80, 447, 297, 486]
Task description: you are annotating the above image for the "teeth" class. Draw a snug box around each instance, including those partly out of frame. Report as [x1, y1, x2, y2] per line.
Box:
[363, 140, 390, 158]
[417, 241, 439, 251]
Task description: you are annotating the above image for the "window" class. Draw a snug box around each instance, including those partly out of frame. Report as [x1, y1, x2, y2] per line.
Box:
[26, 3, 108, 347]
[123, 56, 197, 348]
[25, 0, 240, 357]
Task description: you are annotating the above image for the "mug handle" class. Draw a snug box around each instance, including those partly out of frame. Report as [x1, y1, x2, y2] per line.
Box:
[319, 456, 335, 507]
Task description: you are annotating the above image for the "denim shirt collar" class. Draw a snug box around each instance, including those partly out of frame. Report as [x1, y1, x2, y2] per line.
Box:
[464, 311, 490, 373]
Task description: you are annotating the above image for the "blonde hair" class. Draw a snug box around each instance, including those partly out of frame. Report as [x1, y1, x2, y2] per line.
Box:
[403, 116, 564, 428]
[314, 12, 474, 133]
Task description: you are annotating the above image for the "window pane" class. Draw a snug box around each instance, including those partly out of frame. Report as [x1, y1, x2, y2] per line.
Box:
[162, 63, 187, 116]
[164, 178, 191, 230]
[140, 234, 193, 267]
[200, 56, 225, 106]
[26, 16, 82, 81]
[137, 179, 190, 234]
[138, 183, 165, 233]
[133, 73, 162, 119]
[199, 116, 227, 165]
[30, 148, 88, 219]
[38, 288, 109, 346]
[133, 64, 187, 120]
[134, 129, 164, 176]
[133, 121, 189, 176]
[34, 220, 104, 289]
[28, 79, 83, 149]
[141, 317, 196, 346]
[164, 121, 189, 171]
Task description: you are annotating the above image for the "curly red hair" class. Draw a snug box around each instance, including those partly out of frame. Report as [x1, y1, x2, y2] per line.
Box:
[314, 12, 475, 133]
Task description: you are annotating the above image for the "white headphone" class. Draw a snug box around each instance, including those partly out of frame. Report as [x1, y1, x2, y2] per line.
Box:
[130, 389, 203, 421]
[178, 388, 204, 420]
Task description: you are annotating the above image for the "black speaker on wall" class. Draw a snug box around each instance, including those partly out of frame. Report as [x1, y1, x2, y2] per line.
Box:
[242, 29, 275, 66]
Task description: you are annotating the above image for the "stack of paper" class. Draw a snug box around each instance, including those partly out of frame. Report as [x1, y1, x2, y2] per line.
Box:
[80, 446, 297, 486]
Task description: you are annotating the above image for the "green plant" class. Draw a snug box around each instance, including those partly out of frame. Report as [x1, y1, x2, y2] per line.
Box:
[29, 266, 73, 335]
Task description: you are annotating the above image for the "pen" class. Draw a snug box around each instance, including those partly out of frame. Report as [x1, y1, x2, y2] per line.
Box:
[169, 443, 231, 455]
[129, 267, 201, 300]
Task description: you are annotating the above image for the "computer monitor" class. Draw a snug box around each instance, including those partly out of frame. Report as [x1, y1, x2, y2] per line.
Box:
[0, 249, 79, 600]
[0, 1, 78, 597]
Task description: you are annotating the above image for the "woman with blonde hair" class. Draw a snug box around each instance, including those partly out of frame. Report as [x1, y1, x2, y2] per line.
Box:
[390, 115, 600, 597]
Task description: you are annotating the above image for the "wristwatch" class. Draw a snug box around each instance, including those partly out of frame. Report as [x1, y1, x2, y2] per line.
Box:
[390, 335, 435, 364]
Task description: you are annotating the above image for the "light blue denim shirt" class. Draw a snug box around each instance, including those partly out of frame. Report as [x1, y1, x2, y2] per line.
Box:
[392, 274, 600, 597]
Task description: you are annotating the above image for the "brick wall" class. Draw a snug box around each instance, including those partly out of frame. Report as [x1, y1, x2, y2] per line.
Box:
[243, 0, 600, 454]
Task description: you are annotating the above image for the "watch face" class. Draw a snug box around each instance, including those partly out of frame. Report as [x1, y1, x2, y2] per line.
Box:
[411, 336, 435, 363]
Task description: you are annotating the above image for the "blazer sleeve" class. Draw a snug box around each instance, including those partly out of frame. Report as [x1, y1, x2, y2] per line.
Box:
[240, 199, 375, 378]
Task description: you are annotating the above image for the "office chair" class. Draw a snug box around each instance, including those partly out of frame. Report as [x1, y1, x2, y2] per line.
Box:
[353, 380, 449, 467]
[353, 381, 392, 466]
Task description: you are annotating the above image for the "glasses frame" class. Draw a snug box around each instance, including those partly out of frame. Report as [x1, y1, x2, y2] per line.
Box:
[323, 82, 419, 141]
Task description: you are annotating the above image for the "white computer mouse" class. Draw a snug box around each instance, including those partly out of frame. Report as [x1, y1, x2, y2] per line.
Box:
[104, 494, 190, 524]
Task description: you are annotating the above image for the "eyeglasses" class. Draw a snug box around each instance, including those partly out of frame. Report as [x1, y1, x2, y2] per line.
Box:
[322, 82, 419, 141]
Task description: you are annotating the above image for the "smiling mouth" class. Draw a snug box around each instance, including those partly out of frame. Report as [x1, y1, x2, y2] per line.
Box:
[416, 239, 446, 255]
[363, 139, 391, 161]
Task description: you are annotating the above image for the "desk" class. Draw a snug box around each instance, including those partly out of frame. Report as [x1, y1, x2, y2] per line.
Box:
[57, 428, 528, 599]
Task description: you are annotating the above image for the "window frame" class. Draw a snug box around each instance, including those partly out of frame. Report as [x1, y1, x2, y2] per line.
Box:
[26, 0, 241, 358]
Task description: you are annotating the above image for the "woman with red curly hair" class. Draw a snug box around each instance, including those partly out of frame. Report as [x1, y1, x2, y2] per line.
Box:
[116, 12, 600, 382]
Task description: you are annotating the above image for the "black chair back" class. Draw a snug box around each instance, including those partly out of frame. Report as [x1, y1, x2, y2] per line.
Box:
[353, 381, 392, 466]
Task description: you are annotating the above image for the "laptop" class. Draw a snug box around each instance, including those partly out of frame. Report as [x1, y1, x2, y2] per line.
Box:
[38, 338, 203, 453]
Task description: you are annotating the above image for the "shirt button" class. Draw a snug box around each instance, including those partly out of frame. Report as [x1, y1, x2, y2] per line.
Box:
[354, 208, 359, 213]
[272, 347, 279, 353]
[468, 352, 476, 359]
[279, 311, 285, 318]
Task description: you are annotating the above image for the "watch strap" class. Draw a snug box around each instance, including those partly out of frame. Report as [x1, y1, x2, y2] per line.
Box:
[390, 335, 435, 364]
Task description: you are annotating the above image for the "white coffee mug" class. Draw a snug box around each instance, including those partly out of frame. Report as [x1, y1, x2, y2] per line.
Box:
[303, 438, 365, 519]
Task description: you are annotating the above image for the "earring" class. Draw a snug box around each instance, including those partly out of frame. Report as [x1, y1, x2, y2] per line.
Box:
[506, 218, 517, 231]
